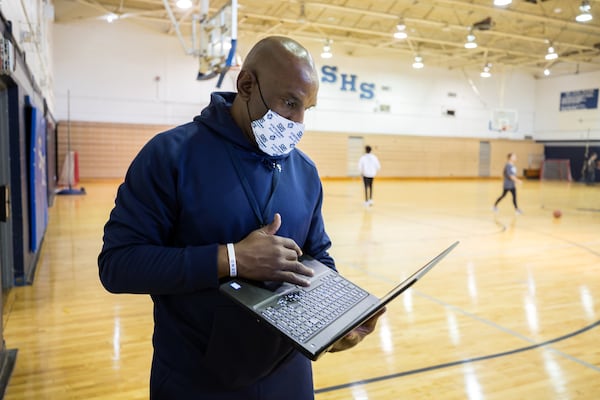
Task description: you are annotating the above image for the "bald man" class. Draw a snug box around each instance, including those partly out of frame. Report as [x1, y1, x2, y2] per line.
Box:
[99, 36, 383, 399]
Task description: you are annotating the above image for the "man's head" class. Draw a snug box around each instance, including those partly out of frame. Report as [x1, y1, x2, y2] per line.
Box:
[365, 146, 372, 153]
[231, 36, 319, 147]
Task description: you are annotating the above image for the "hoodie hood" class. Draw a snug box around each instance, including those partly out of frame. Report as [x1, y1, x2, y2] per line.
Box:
[193, 91, 292, 162]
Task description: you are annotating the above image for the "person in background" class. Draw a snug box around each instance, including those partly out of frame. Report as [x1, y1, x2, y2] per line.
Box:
[358, 145, 381, 206]
[493, 152, 523, 214]
[584, 152, 598, 185]
[97, 36, 384, 400]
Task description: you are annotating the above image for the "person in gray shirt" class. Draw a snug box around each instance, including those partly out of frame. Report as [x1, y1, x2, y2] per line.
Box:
[493, 152, 523, 214]
[584, 152, 598, 185]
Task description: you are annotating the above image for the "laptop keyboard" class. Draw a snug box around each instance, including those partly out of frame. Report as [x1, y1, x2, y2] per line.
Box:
[260, 274, 369, 343]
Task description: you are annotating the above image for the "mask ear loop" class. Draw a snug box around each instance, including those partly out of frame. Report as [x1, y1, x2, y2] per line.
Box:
[246, 73, 270, 123]
[245, 99, 254, 124]
[254, 76, 270, 110]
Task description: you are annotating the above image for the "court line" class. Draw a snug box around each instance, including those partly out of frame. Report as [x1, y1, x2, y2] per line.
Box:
[314, 318, 600, 394]
[519, 226, 600, 258]
[575, 208, 600, 213]
[416, 290, 600, 372]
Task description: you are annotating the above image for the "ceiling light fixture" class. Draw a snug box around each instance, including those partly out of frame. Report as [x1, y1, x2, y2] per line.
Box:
[394, 30, 407, 39]
[576, 1, 593, 22]
[176, 0, 193, 9]
[396, 18, 406, 31]
[545, 45, 558, 60]
[394, 19, 407, 39]
[106, 13, 118, 23]
[493, 0, 512, 6]
[543, 68, 551, 76]
[321, 39, 333, 59]
[464, 32, 478, 49]
[480, 63, 492, 78]
[412, 55, 424, 69]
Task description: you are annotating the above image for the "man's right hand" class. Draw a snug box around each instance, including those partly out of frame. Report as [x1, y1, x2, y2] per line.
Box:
[222, 213, 314, 286]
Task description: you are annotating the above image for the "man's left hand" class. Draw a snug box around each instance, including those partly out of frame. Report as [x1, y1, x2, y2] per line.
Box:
[328, 307, 386, 353]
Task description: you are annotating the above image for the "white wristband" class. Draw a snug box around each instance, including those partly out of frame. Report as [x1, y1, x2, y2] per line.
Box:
[226, 243, 237, 277]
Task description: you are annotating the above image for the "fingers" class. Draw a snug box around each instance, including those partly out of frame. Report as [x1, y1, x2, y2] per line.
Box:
[236, 213, 308, 284]
[262, 213, 281, 235]
[264, 214, 302, 257]
[329, 308, 387, 353]
[276, 270, 312, 287]
[328, 331, 360, 353]
[276, 235, 303, 258]
[261, 213, 302, 259]
[279, 260, 315, 285]
[356, 307, 386, 334]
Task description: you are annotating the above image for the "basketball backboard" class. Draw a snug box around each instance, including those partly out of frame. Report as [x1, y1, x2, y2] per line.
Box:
[196, 0, 238, 87]
[489, 109, 518, 133]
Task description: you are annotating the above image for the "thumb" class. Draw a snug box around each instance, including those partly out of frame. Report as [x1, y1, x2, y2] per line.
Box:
[262, 213, 281, 235]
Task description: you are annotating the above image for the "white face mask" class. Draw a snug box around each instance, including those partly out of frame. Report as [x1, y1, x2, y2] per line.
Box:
[250, 109, 305, 156]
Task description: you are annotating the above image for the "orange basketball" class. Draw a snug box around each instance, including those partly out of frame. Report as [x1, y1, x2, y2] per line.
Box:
[553, 210, 562, 218]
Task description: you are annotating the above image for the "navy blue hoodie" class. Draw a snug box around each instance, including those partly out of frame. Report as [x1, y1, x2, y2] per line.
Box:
[98, 92, 335, 392]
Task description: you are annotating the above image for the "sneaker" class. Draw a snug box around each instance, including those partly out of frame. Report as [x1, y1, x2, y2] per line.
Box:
[492, 206, 498, 212]
[515, 209, 523, 215]
[367, 199, 373, 206]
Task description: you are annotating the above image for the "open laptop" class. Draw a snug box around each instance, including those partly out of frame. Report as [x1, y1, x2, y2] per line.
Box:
[219, 241, 459, 361]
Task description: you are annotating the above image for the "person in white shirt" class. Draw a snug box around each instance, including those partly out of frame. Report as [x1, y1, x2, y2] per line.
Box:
[358, 145, 381, 206]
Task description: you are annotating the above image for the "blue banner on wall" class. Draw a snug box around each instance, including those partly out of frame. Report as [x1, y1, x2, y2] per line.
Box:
[559, 88, 599, 111]
[29, 103, 48, 252]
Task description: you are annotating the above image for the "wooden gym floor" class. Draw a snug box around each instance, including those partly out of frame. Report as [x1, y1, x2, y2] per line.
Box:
[3, 178, 599, 399]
